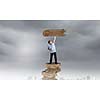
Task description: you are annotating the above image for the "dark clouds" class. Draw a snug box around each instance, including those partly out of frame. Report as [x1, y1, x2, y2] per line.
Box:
[0, 21, 99, 56]
[0, 21, 99, 59]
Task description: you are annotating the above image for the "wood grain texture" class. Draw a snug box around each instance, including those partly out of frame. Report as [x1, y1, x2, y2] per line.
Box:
[43, 29, 65, 36]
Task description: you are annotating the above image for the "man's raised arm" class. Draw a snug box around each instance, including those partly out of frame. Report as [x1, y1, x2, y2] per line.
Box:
[53, 36, 56, 43]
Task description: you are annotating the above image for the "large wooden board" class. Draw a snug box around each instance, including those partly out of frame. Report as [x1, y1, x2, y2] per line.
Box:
[43, 29, 65, 36]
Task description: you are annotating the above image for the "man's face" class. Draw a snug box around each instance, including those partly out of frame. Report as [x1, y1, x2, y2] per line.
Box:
[50, 40, 53, 44]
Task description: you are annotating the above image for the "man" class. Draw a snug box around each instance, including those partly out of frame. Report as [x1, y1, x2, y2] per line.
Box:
[48, 36, 58, 64]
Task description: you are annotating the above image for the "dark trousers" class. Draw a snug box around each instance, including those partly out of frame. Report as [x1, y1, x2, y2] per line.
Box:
[50, 52, 57, 64]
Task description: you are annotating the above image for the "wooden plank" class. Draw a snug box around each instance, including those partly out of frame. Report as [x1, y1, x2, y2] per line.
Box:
[43, 29, 65, 36]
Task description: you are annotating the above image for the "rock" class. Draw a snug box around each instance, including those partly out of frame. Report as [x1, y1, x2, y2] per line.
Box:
[42, 70, 57, 79]
[45, 63, 61, 69]
[42, 77, 57, 80]
[41, 63, 61, 80]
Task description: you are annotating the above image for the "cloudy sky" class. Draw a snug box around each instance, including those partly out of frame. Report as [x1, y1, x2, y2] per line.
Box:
[0, 20, 100, 80]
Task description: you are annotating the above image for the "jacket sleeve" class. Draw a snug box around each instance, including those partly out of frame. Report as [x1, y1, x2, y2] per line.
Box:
[48, 44, 52, 51]
[53, 36, 56, 43]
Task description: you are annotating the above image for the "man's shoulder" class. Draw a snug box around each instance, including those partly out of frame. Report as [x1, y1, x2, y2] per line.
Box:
[48, 44, 51, 47]
[52, 43, 55, 45]
[48, 43, 50, 45]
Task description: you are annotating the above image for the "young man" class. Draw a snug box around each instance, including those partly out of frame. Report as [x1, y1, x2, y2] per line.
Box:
[48, 36, 58, 64]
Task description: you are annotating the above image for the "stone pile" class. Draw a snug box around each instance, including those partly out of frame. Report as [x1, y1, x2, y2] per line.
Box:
[42, 63, 61, 80]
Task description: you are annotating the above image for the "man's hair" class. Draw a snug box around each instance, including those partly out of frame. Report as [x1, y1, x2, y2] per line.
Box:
[48, 40, 51, 44]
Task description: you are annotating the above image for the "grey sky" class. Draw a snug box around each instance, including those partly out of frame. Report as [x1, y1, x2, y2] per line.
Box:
[0, 20, 100, 79]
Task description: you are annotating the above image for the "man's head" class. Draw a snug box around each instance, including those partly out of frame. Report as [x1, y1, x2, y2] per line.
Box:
[48, 40, 53, 44]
